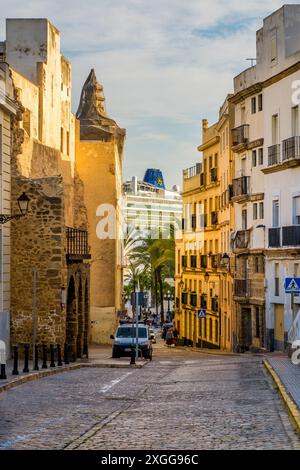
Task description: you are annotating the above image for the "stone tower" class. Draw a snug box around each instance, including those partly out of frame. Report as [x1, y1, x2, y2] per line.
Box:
[76, 69, 126, 344]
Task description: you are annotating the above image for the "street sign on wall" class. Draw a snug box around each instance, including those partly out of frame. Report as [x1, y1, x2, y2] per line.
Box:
[285, 278, 300, 294]
[198, 309, 206, 319]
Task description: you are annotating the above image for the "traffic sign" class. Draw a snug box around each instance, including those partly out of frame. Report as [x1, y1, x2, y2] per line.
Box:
[198, 309, 206, 319]
[285, 278, 300, 294]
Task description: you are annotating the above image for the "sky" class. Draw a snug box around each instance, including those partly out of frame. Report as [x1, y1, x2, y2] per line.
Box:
[0, 0, 297, 188]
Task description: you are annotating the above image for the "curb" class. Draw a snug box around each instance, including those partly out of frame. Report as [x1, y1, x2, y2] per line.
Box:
[175, 346, 240, 357]
[0, 361, 147, 394]
[263, 359, 300, 434]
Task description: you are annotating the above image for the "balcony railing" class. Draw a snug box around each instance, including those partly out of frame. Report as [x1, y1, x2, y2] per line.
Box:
[190, 293, 197, 307]
[200, 294, 207, 309]
[182, 293, 188, 305]
[232, 124, 249, 147]
[282, 136, 300, 162]
[234, 279, 250, 297]
[211, 296, 219, 313]
[66, 227, 91, 261]
[233, 230, 250, 250]
[282, 226, 300, 246]
[269, 228, 281, 248]
[210, 167, 218, 183]
[211, 211, 218, 226]
[183, 163, 201, 179]
[211, 254, 220, 269]
[232, 176, 250, 198]
[201, 255, 208, 269]
[268, 144, 280, 166]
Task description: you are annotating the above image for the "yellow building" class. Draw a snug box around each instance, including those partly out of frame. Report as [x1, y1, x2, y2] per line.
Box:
[76, 69, 126, 345]
[175, 98, 235, 351]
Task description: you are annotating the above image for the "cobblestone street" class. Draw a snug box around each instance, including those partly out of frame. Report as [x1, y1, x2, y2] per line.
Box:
[0, 343, 299, 450]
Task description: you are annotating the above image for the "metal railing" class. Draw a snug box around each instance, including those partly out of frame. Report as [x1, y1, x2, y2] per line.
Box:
[232, 176, 250, 197]
[183, 163, 201, 179]
[268, 144, 280, 166]
[234, 279, 250, 297]
[232, 125, 249, 146]
[282, 136, 300, 162]
[233, 230, 250, 249]
[282, 226, 300, 246]
[269, 228, 281, 248]
[66, 227, 90, 260]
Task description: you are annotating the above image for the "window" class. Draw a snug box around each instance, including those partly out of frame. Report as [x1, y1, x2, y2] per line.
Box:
[272, 200, 279, 228]
[293, 196, 300, 225]
[215, 320, 218, 342]
[292, 106, 299, 136]
[190, 256, 197, 268]
[242, 209, 247, 230]
[275, 263, 280, 297]
[271, 31, 277, 63]
[252, 150, 257, 167]
[251, 97, 256, 114]
[253, 203, 258, 220]
[258, 148, 263, 165]
[258, 94, 263, 112]
[294, 263, 299, 277]
[259, 202, 264, 219]
[272, 114, 279, 145]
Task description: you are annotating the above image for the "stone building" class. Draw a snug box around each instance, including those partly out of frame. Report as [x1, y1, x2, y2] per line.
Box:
[76, 70, 126, 344]
[0, 63, 18, 358]
[1, 19, 91, 359]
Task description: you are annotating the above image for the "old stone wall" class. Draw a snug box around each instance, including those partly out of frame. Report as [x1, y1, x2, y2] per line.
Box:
[10, 176, 67, 347]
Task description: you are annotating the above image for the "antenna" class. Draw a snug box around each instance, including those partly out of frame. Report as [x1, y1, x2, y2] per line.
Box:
[246, 58, 257, 67]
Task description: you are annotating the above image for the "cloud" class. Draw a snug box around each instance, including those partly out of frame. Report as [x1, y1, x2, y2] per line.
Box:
[0, 0, 296, 186]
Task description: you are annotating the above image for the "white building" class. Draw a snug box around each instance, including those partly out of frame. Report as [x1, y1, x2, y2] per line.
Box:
[0, 63, 18, 357]
[231, 5, 300, 352]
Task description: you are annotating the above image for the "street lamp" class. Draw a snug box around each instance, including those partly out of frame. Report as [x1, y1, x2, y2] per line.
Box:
[0, 192, 30, 224]
[204, 271, 210, 284]
[164, 290, 173, 321]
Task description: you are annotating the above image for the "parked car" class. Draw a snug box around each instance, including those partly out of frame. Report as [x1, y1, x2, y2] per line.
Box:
[149, 328, 156, 343]
[110, 323, 153, 360]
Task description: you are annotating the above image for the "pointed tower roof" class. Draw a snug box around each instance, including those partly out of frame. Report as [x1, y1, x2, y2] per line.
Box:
[76, 69, 125, 144]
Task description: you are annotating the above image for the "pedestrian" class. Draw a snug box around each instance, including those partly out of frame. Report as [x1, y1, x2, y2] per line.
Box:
[165, 327, 174, 347]
[173, 326, 179, 346]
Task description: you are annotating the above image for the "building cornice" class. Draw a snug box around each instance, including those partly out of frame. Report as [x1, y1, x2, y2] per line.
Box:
[229, 61, 300, 105]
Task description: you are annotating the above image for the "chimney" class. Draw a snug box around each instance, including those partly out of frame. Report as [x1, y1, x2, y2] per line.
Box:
[202, 119, 208, 131]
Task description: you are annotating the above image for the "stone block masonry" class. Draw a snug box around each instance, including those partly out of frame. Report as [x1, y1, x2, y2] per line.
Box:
[10, 175, 67, 349]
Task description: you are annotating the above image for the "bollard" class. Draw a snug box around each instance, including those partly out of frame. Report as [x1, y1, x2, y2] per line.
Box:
[42, 344, 48, 369]
[64, 343, 69, 365]
[0, 340, 6, 379]
[57, 344, 63, 366]
[130, 347, 136, 365]
[12, 345, 19, 375]
[0, 364, 6, 380]
[50, 344, 55, 368]
[34, 344, 39, 371]
[23, 344, 29, 373]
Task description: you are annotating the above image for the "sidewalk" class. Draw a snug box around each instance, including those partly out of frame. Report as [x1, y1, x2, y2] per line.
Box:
[264, 354, 300, 433]
[0, 345, 147, 393]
